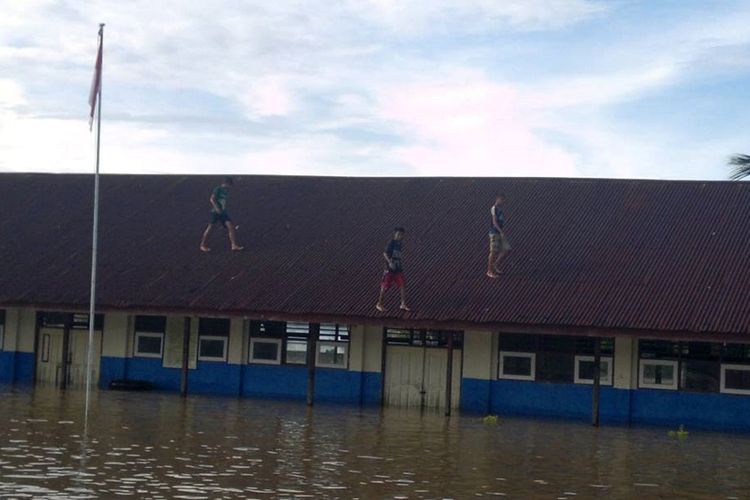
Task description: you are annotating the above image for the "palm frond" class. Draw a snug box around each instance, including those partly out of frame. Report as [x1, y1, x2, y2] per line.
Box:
[729, 154, 750, 180]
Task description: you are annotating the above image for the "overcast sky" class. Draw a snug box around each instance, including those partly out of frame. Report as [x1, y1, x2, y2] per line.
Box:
[1, 0, 749, 179]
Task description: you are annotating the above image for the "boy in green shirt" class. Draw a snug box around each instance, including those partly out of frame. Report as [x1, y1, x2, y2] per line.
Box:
[200, 177, 244, 252]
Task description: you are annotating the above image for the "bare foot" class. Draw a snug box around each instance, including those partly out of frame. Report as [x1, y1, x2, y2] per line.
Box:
[231, 245, 244, 251]
[375, 303, 386, 312]
[486, 271, 499, 279]
[200, 245, 211, 252]
[400, 304, 411, 311]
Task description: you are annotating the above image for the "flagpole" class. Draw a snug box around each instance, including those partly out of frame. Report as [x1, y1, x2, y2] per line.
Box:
[84, 23, 104, 433]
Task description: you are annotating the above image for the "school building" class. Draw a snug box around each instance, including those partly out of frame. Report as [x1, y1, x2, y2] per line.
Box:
[1, 174, 749, 430]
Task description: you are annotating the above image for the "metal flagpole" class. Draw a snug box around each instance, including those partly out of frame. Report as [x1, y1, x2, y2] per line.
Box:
[84, 23, 104, 433]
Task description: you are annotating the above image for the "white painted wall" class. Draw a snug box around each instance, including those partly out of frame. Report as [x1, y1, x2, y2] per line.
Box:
[613, 336, 636, 390]
[227, 318, 244, 365]
[362, 324, 383, 373]
[102, 313, 129, 358]
[462, 330, 495, 380]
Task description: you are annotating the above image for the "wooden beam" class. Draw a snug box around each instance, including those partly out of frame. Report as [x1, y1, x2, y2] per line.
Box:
[592, 337, 601, 427]
[306, 323, 320, 406]
[180, 317, 190, 398]
[445, 332, 454, 417]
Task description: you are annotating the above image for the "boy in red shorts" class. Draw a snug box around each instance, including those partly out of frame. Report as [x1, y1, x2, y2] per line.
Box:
[376, 227, 410, 312]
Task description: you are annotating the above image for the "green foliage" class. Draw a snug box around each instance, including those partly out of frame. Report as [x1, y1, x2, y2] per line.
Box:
[667, 424, 689, 439]
[482, 414, 500, 425]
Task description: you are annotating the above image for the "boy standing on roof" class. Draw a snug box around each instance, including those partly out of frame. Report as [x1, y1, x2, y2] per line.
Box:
[487, 194, 511, 278]
[376, 227, 410, 312]
[200, 176, 244, 252]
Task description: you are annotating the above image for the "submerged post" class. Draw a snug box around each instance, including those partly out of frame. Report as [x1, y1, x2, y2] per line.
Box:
[181, 317, 191, 397]
[60, 313, 73, 390]
[445, 332, 454, 416]
[592, 337, 601, 427]
[306, 323, 320, 406]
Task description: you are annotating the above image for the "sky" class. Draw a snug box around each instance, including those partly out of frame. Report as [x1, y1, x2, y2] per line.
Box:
[0, 0, 749, 179]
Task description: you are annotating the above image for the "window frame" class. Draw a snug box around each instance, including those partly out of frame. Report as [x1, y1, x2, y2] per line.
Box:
[134, 331, 165, 359]
[316, 341, 349, 369]
[248, 337, 282, 365]
[574, 355, 613, 386]
[197, 335, 229, 362]
[720, 364, 750, 395]
[498, 351, 536, 381]
[639, 359, 679, 390]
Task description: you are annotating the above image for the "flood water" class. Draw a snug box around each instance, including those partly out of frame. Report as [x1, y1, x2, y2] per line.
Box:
[1, 385, 749, 499]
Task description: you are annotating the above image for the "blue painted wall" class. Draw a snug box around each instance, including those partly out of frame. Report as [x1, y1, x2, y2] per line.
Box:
[0, 351, 34, 384]
[189, 362, 242, 396]
[361, 371, 382, 406]
[461, 378, 492, 414]
[0, 351, 14, 383]
[631, 389, 750, 431]
[241, 364, 365, 403]
[13, 352, 34, 384]
[489, 379, 630, 424]
[99, 356, 127, 388]
[100, 357, 181, 392]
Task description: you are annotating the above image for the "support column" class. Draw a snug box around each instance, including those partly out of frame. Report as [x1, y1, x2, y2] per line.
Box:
[306, 323, 319, 406]
[445, 332, 454, 416]
[180, 317, 191, 397]
[592, 337, 601, 427]
[60, 314, 72, 390]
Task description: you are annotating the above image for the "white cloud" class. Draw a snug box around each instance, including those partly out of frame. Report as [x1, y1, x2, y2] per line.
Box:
[377, 72, 581, 177]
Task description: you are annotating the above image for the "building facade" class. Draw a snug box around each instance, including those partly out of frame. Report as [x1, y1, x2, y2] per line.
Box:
[2, 307, 750, 430]
[1, 174, 749, 430]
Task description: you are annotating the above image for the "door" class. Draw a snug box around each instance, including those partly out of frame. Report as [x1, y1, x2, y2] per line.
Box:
[384, 345, 462, 411]
[68, 329, 102, 387]
[36, 328, 64, 386]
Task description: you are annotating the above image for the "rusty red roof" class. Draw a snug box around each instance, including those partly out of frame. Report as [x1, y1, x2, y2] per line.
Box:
[1, 173, 749, 337]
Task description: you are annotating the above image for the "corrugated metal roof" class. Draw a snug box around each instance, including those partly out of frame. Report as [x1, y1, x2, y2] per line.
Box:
[1, 173, 749, 336]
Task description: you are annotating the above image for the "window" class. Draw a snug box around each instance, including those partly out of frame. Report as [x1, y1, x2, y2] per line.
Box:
[721, 365, 750, 395]
[498, 334, 613, 384]
[638, 340, 733, 393]
[498, 351, 535, 380]
[135, 332, 164, 358]
[721, 343, 750, 395]
[248, 321, 293, 365]
[197, 318, 230, 362]
[285, 322, 309, 364]
[536, 336, 575, 383]
[385, 328, 464, 348]
[249, 338, 282, 365]
[248, 321, 351, 366]
[134, 315, 166, 358]
[639, 359, 678, 390]
[680, 342, 720, 392]
[317, 324, 350, 369]
[574, 356, 613, 385]
[38, 311, 104, 330]
[0, 309, 5, 350]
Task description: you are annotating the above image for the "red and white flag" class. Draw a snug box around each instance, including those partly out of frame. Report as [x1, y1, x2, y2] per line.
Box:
[88, 32, 103, 131]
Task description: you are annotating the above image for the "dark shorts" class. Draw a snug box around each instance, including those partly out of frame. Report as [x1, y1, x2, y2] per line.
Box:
[210, 211, 232, 226]
[489, 231, 511, 252]
[381, 271, 405, 290]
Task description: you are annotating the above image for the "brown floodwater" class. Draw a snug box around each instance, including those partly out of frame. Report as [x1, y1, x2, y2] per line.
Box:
[0, 384, 748, 499]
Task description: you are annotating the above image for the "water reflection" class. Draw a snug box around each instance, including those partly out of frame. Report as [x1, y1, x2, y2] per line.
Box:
[1, 384, 749, 498]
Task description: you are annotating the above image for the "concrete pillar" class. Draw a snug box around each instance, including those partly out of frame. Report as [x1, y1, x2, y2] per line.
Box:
[613, 336, 637, 390]
[100, 313, 129, 387]
[357, 325, 383, 405]
[227, 318, 244, 365]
